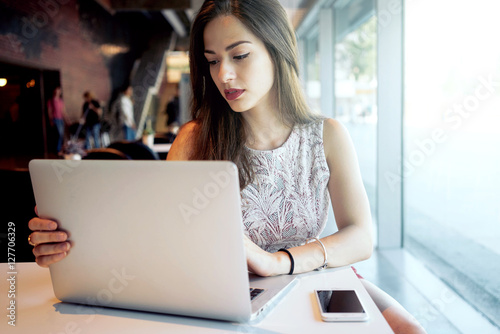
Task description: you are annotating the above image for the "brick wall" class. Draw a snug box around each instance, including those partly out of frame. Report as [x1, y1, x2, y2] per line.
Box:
[0, 0, 110, 121]
[0, 0, 169, 122]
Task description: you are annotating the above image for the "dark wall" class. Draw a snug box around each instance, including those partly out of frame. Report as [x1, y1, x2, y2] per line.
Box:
[1, 169, 36, 263]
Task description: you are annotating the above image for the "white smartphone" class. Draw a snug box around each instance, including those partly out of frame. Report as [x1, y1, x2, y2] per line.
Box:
[314, 289, 369, 322]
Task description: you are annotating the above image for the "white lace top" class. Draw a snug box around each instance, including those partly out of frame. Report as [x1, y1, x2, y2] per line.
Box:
[241, 119, 331, 253]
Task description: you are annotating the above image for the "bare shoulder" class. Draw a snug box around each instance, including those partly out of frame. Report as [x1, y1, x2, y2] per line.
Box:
[323, 118, 348, 137]
[322, 118, 354, 161]
[166, 121, 199, 161]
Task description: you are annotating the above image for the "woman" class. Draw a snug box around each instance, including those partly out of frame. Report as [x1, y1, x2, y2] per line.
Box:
[29, 1, 425, 332]
[47, 86, 67, 153]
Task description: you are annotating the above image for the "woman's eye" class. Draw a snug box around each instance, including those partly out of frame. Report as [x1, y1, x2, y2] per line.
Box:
[207, 60, 219, 66]
[234, 53, 250, 60]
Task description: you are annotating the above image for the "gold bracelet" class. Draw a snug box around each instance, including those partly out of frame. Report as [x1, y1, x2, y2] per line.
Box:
[306, 237, 328, 270]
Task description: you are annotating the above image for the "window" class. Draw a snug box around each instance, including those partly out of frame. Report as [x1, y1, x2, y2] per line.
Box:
[304, 28, 321, 114]
[335, 11, 378, 235]
[404, 0, 500, 327]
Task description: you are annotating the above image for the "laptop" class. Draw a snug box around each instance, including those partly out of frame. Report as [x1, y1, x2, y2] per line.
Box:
[29, 159, 297, 323]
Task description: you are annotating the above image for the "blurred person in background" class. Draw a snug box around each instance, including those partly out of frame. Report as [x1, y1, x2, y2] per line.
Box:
[81, 91, 102, 149]
[165, 84, 180, 135]
[47, 86, 68, 153]
[112, 85, 136, 141]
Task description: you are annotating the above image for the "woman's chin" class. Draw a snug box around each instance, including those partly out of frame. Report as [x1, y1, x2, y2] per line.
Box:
[227, 103, 247, 113]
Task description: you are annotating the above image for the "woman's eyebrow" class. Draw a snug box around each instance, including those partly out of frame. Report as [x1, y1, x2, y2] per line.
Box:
[204, 40, 252, 54]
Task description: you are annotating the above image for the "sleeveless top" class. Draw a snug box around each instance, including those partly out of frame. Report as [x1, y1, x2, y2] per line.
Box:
[241, 119, 331, 253]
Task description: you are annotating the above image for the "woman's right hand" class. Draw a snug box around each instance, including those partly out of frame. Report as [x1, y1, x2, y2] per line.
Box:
[28, 207, 71, 267]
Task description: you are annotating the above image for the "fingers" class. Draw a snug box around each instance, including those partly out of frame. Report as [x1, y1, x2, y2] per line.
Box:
[29, 230, 68, 246]
[35, 251, 69, 268]
[28, 212, 70, 267]
[28, 217, 58, 232]
[29, 232, 71, 268]
[33, 242, 70, 258]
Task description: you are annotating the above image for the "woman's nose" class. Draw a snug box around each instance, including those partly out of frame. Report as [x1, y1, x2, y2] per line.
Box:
[218, 61, 236, 83]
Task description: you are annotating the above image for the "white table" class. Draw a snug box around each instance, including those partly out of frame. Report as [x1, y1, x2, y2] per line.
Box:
[0, 263, 393, 333]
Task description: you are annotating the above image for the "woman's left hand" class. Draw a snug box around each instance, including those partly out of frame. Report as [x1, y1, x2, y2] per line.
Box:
[244, 235, 286, 277]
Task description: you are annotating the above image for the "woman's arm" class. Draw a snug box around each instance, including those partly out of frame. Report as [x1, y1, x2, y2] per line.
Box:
[62, 101, 70, 124]
[247, 118, 373, 276]
[289, 118, 373, 272]
[92, 100, 103, 117]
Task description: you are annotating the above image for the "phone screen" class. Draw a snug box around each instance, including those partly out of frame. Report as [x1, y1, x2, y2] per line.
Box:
[316, 290, 366, 313]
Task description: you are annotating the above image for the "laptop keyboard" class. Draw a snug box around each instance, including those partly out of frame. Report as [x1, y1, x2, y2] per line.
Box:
[249, 288, 265, 301]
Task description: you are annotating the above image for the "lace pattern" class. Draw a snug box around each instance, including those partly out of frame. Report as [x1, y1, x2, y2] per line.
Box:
[241, 120, 330, 253]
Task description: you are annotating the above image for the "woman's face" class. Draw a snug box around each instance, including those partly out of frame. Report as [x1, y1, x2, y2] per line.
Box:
[203, 15, 275, 113]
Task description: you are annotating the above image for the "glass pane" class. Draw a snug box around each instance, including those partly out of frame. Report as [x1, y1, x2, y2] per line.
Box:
[305, 32, 321, 114]
[404, 0, 500, 328]
[335, 15, 378, 236]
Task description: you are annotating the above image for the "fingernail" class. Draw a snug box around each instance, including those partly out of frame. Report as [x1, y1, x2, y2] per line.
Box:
[49, 222, 58, 230]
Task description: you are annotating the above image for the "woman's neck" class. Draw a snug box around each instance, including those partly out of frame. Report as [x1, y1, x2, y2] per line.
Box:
[241, 108, 292, 151]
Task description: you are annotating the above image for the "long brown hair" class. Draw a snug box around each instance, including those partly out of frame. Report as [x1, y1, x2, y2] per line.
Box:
[189, 0, 320, 188]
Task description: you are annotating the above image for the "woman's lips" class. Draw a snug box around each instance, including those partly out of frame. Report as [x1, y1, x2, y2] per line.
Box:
[224, 89, 245, 101]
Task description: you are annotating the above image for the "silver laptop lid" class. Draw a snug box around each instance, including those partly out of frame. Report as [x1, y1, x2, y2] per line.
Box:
[29, 160, 252, 322]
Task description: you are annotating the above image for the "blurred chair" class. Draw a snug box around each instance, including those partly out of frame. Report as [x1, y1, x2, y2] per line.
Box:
[154, 133, 177, 144]
[107, 141, 160, 160]
[83, 148, 131, 160]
